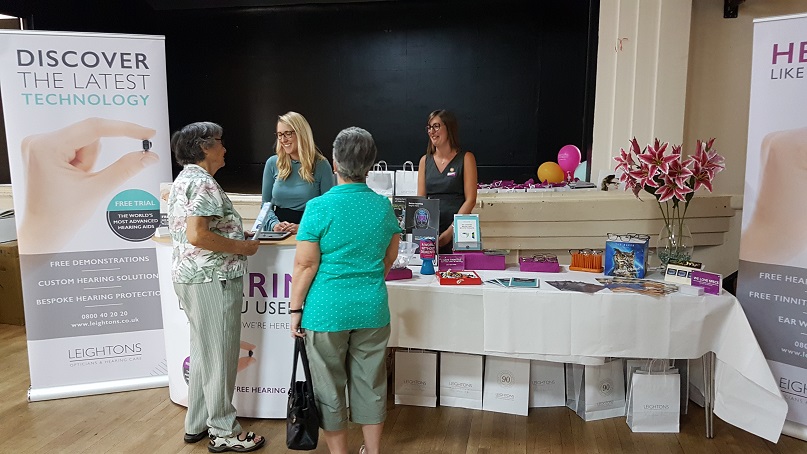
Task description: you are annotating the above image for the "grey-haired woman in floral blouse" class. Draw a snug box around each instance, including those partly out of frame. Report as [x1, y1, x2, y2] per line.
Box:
[167, 121, 265, 453]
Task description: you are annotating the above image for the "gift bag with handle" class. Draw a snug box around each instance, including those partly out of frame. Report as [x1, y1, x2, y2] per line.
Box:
[394, 349, 437, 407]
[367, 161, 395, 197]
[394, 161, 419, 196]
[439, 352, 483, 410]
[626, 360, 681, 433]
[566, 359, 626, 421]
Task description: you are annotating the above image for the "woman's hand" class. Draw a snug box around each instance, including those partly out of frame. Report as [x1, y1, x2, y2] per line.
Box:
[274, 221, 297, 233]
[290, 313, 305, 338]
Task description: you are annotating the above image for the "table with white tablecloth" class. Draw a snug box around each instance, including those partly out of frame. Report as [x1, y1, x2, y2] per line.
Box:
[385, 268, 787, 442]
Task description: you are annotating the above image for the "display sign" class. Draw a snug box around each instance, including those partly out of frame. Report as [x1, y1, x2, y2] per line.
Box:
[738, 12, 807, 436]
[0, 30, 172, 400]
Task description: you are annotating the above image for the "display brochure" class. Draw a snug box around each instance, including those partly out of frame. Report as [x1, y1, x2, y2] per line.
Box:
[453, 214, 481, 251]
[401, 197, 437, 250]
[595, 277, 678, 297]
[545, 281, 606, 294]
[251, 202, 273, 232]
[485, 277, 540, 288]
[391, 196, 407, 234]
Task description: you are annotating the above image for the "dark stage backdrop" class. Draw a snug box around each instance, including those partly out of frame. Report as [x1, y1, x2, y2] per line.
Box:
[0, 0, 598, 193]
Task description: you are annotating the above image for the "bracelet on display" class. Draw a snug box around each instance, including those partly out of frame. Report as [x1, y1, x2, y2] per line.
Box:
[289, 308, 303, 314]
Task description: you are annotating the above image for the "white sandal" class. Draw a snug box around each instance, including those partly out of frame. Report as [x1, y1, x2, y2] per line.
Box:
[359, 445, 367, 454]
[208, 431, 265, 453]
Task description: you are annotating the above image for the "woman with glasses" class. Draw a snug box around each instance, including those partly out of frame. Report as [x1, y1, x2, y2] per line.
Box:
[417, 109, 478, 254]
[168, 122, 265, 452]
[261, 111, 334, 234]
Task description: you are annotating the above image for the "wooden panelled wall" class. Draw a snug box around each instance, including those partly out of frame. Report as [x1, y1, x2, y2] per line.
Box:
[229, 191, 736, 268]
[0, 185, 736, 271]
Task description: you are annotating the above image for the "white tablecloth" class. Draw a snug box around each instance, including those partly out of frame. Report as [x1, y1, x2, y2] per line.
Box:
[386, 268, 787, 442]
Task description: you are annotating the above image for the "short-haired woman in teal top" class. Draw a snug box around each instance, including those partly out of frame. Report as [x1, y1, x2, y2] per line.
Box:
[290, 127, 401, 454]
[261, 111, 334, 234]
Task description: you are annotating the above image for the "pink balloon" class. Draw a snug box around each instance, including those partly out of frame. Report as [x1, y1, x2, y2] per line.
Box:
[557, 145, 582, 174]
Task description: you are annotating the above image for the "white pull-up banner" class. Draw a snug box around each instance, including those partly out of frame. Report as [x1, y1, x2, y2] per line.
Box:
[0, 30, 172, 400]
[738, 13, 807, 441]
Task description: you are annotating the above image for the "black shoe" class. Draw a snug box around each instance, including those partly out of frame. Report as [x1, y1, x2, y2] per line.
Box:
[184, 430, 209, 443]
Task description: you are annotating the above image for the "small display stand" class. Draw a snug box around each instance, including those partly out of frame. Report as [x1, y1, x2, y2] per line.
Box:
[519, 255, 560, 273]
[453, 214, 481, 251]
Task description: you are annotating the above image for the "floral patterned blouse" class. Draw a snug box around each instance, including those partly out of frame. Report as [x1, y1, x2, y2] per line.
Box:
[168, 164, 247, 283]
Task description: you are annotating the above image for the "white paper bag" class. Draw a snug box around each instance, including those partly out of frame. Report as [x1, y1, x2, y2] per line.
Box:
[394, 161, 419, 196]
[626, 370, 681, 433]
[566, 359, 626, 421]
[529, 360, 566, 408]
[482, 356, 530, 416]
[394, 350, 437, 407]
[367, 161, 395, 197]
[439, 353, 483, 410]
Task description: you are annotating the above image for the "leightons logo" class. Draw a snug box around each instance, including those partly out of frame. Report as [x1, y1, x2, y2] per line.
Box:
[780, 375, 807, 398]
[404, 379, 427, 388]
[644, 404, 670, 410]
[598, 379, 614, 397]
[498, 370, 514, 388]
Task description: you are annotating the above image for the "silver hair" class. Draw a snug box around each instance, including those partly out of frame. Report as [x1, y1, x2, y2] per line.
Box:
[171, 121, 223, 165]
[332, 127, 377, 182]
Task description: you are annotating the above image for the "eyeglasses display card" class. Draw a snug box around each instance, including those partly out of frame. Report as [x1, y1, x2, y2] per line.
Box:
[664, 260, 704, 285]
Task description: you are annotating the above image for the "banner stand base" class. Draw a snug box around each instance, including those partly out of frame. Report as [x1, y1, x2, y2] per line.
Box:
[28, 375, 168, 402]
[782, 421, 807, 442]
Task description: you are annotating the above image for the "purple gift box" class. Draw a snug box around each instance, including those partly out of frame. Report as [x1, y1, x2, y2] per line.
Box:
[385, 267, 413, 281]
[438, 254, 466, 271]
[690, 270, 722, 295]
[519, 257, 560, 273]
[454, 251, 506, 270]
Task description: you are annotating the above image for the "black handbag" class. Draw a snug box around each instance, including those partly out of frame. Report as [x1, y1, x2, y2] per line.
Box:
[287, 336, 320, 450]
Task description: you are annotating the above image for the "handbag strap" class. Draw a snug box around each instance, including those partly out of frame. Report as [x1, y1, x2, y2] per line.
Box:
[402, 161, 414, 171]
[290, 337, 315, 395]
[377, 160, 388, 171]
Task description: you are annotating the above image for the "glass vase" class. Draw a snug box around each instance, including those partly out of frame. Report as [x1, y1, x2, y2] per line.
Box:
[657, 221, 694, 267]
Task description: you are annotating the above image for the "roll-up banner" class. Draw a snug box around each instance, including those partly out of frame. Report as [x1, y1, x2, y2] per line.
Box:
[738, 13, 807, 441]
[0, 31, 172, 401]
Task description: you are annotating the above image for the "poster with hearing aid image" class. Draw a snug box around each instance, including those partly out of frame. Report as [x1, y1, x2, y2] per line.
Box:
[0, 30, 172, 400]
[738, 13, 807, 432]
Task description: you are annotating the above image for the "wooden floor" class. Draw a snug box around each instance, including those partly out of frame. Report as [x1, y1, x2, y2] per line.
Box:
[1, 324, 805, 454]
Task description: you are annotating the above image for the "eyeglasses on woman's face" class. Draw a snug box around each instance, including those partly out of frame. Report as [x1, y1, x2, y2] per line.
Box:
[425, 123, 443, 133]
[275, 131, 295, 139]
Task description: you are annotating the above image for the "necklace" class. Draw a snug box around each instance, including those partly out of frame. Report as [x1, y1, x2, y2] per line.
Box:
[436, 151, 455, 166]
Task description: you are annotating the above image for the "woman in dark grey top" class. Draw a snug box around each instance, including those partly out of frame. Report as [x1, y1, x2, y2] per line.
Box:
[417, 110, 478, 254]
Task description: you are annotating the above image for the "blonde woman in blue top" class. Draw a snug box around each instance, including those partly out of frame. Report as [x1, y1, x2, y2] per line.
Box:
[261, 111, 334, 234]
[290, 127, 401, 454]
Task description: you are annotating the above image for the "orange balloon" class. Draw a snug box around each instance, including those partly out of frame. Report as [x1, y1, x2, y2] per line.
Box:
[537, 162, 564, 184]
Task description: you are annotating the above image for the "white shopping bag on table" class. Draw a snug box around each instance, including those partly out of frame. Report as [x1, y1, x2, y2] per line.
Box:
[394, 350, 437, 407]
[529, 360, 566, 408]
[439, 352, 483, 410]
[566, 359, 626, 421]
[394, 161, 419, 196]
[626, 369, 681, 432]
[367, 161, 394, 197]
